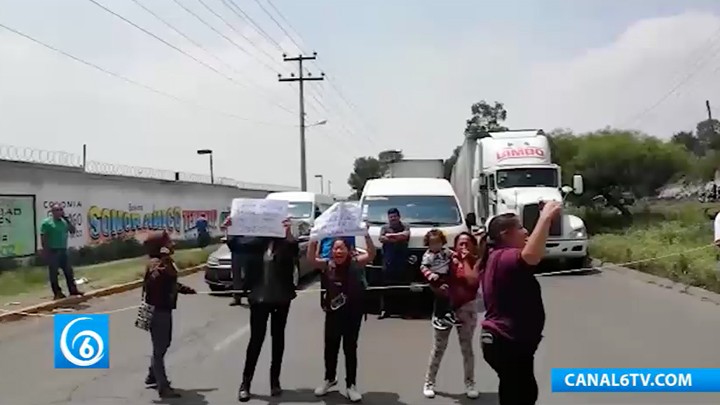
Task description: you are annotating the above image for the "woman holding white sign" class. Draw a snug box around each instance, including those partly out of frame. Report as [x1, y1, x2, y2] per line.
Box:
[307, 229, 376, 403]
[237, 218, 299, 402]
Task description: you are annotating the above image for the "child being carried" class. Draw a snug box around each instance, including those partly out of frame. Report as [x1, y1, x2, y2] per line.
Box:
[420, 229, 462, 330]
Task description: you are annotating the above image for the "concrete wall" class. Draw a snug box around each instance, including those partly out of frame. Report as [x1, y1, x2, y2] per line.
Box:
[0, 160, 282, 258]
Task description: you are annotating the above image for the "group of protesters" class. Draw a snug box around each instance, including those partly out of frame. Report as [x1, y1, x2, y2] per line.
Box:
[25, 196, 554, 404]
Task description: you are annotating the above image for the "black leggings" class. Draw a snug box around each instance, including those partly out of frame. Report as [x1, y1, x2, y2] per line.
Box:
[481, 330, 539, 405]
[242, 302, 290, 385]
[324, 308, 363, 386]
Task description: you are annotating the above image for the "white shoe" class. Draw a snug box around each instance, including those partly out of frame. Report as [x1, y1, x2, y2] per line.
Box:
[465, 382, 479, 399]
[422, 382, 436, 398]
[346, 385, 362, 402]
[314, 379, 337, 396]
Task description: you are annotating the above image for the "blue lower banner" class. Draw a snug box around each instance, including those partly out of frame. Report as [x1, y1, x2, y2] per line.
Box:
[551, 368, 720, 393]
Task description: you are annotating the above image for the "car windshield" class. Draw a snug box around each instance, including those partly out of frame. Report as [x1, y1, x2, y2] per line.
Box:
[287, 201, 313, 219]
[361, 195, 462, 226]
[496, 168, 559, 189]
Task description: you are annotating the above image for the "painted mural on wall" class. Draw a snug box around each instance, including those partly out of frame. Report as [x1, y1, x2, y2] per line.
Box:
[1, 195, 36, 258]
[87, 204, 182, 243]
[32, 196, 231, 252]
[42, 200, 85, 246]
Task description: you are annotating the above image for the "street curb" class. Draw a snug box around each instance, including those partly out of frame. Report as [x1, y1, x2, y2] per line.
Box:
[0, 264, 206, 323]
[594, 259, 720, 306]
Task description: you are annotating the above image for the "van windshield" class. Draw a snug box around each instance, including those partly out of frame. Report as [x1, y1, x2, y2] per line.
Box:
[496, 168, 558, 189]
[287, 201, 313, 219]
[361, 195, 462, 226]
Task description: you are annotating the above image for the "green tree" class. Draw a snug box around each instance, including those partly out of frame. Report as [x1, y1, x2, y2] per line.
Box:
[671, 130, 703, 156]
[347, 150, 405, 197]
[443, 100, 509, 180]
[696, 118, 720, 151]
[559, 129, 689, 216]
[464, 100, 508, 140]
[443, 146, 461, 180]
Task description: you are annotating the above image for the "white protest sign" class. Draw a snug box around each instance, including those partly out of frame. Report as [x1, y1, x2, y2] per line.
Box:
[227, 198, 288, 237]
[310, 202, 366, 241]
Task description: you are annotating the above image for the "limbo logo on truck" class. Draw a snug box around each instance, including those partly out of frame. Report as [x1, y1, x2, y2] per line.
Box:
[496, 146, 545, 161]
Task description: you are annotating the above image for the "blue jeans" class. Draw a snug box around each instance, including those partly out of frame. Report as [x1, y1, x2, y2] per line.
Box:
[47, 249, 78, 296]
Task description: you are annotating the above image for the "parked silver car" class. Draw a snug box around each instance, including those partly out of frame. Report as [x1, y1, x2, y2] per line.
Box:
[204, 236, 315, 291]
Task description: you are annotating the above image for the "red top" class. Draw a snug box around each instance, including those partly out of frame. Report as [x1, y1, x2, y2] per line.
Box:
[448, 252, 481, 307]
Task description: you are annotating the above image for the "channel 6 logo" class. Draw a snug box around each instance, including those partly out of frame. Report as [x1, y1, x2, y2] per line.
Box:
[53, 314, 109, 369]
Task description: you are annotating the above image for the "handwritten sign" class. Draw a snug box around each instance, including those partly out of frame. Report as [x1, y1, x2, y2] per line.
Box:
[310, 202, 365, 241]
[227, 198, 288, 237]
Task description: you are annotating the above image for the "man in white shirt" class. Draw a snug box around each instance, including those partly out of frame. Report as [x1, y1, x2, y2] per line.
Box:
[714, 211, 720, 246]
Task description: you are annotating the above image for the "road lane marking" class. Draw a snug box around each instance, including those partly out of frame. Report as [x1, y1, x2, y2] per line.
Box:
[214, 324, 250, 352]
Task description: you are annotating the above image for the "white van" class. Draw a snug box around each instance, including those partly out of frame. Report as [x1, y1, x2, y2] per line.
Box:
[355, 178, 468, 311]
[265, 191, 335, 232]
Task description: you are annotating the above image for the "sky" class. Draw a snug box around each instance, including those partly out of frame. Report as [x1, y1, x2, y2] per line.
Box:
[2, 0, 720, 196]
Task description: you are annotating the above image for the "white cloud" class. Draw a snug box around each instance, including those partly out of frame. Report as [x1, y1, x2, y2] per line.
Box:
[510, 11, 720, 137]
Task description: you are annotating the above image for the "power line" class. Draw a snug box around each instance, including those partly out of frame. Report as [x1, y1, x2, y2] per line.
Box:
[0, 22, 291, 126]
[126, 0, 295, 114]
[253, 0, 304, 53]
[170, 0, 279, 73]
[619, 27, 720, 128]
[259, 0, 381, 148]
[86, 0, 295, 115]
[195, 0, 283, 70]
[222, 0, 283, 52]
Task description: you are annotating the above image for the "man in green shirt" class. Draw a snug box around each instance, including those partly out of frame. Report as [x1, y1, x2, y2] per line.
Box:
[40, 203, 83, 299]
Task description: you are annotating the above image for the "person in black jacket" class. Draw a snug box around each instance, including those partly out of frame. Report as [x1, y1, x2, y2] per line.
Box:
[237, 218, 299, 402]
[142, 231, 197, 399]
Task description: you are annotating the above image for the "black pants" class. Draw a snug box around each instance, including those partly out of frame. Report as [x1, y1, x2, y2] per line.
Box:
[47, 249, 79, 296]
[149, 309, 173, 390]
[242, 302, 291, 385]
[231, 253, 249, 300]
[197, 231, 210, 248]
[481, 329, 539, 405]
[433, 295, 452, 318]
[379, 270, 406, 315]
[324, 308, 363, 386]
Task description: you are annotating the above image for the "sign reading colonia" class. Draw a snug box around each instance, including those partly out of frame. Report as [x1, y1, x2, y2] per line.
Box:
[0, 195, 36, 258]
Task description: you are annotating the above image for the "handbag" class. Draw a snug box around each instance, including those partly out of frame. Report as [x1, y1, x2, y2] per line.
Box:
[134, 273, 155, 331]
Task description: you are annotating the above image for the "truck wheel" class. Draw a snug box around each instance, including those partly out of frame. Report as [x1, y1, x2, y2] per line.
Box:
[208, 284, 225, 292]
[568, 256, 591, 272]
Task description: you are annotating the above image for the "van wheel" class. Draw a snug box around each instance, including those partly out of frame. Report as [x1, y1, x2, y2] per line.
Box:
[208, 284, 225, 292]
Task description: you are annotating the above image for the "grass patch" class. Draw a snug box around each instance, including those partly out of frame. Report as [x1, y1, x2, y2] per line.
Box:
[587, 201, 720, 292]
[0, 246, 215, 298]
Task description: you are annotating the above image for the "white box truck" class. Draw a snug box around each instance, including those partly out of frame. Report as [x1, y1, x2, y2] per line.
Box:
[450, 129, 589, 268]
[387, 159, 444, 178]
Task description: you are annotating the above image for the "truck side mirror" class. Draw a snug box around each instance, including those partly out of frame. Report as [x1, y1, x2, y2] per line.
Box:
[572, 174, 584, 195]
[465, 212, 477, 228]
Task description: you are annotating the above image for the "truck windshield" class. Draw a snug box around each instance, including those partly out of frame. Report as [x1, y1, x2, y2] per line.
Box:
[287, 201, 314, 219]
[361, 195, 462, 226]
[496, 168, 558, 189]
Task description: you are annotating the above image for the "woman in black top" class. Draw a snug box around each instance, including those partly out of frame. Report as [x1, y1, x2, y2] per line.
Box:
[237, 219, 299, 402]
[142, 231, 197, 399]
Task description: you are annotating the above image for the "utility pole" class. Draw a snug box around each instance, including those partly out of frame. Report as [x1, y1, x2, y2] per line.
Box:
[707, 100, 713, 120]
[279, 52, 324, 191]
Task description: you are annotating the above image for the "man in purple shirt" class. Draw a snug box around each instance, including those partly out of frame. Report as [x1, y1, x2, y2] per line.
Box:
[479, 201, 562, 405]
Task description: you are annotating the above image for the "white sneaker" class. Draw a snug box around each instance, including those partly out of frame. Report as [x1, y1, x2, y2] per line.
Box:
[346, 385, 362, 402]
[422, 382, 436, 398]
[314, 379, 337, 396]
[465, 382, 479, 399]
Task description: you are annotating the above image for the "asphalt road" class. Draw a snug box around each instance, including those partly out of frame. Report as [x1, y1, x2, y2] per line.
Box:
[1, 269, 720, 405]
